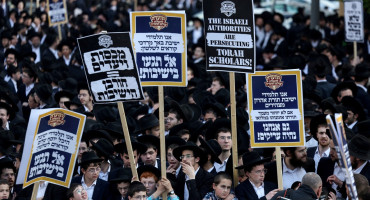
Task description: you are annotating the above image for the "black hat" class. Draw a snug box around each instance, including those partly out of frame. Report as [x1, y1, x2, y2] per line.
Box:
[169, 101, 194, 123]
[309, 114, 328, 141]
[348, 134, 370, 160]
[114, 139, 148, 155]
[137, 165, 161, 180]
[355, 63, 370, 79]
[0, 102, 15, 121]
[134, 114, 159, 134]
[356, 119, 370, 138]
[188, 120, 207, 143]
[202, 102, 227, 118]
[27, 30, 42, 41]
[137, 135, 160, 153]
[341, 96, 366, 122]
[304, 99, 321, 118]
[188, 104, 201, 122]
[64, 97, 82, 110]
[79, 151, 103, 166]
[82, 129, 113, 144]
[199, 137, 222, 164]
[91, 138, 114, 159]
[109, 168, 133, 183]
[103, 122, 124, 139]
[59, 78, 78, 95]
[168, 123, 188, 137]
[4, 48, 19, 60]
[172, 141, 206, 164]
[131, 104, 149, 120]
[235, 151, 270, 170]
[0, 31, 12, 40]
[331, 81, 358, 103]
[214, 88, 230, 107]
[34, 83, 52, 103]
[205, 118, 231, 140]
[165, 136, 186, 150]
[94, 106, 117, 124]
[54, 90, 74, 104]
[0, 130, 15, 154]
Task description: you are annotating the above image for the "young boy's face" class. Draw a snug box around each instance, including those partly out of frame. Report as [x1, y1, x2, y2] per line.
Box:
[213, 179, 232, 199]
[117, 182, 130, 197]
[0, 184, 9, 199]
[129, 191, 147, 200]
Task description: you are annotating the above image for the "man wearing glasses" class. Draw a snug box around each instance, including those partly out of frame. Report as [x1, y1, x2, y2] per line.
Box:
[235, 151, 279, 200]
[72, 151, 110, 200]
[172, 142, 214, 200]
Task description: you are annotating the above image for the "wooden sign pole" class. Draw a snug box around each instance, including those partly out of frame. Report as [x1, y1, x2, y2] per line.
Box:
[275, 147, 283, 190]
[29, 0, 33, 14]
[158, 86, 167, 199]
[31, 182, 40, 200]
[57, 24, 62, 40]
[117, 102, 138, 179]
[229, 72, 239, 187]
[353, 42, 357, 62]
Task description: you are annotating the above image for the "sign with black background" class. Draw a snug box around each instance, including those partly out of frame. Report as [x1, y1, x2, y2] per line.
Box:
[77, 33, 144, 103]
[203, 0, 255, 73]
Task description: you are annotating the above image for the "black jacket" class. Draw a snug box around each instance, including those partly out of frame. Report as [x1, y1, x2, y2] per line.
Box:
[71, 176, 110, 200]
[235, 179, 277, 200]
[271, 184, 317, 200]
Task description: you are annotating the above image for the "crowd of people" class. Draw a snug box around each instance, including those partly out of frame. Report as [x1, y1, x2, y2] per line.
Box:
[0, 0, 370, 199]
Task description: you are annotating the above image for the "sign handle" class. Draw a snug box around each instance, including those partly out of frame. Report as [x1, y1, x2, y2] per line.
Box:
[229, 72, 239, 187]
[29, 0, 33, 14]
[117, 102, 138, 179]
[275, 147, 283, 190]
[31, 182, 40, 200]
[36, 0, 40, 8]
[57, 24, 62, 40]
[158, 86, 167, 200]
[354, 41, 357, 62]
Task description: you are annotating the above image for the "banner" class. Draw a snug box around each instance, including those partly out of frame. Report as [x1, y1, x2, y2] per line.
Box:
[47, 0, 68, 26]
[326, 114, 358, 199]
[77, 32, 144, 103]
[247, 70, 304, 147]
[17, 109, 85, 188]
[344, 0, 364, 42]
[130, 11, 187, 86]
[203, 0, 255, 73]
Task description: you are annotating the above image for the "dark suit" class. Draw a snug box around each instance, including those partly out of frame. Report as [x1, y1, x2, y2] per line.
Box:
[307, 147, 316, 159]
[15, 183, 67, 200]
[315, 81, 336, 99]
[235, 179, 277, 200]
[360, 162, 370, 184]
[317, 157, 335, 190]
[355, 85, 370, 118]
[41, 48, 59, 72]
[7, 79, 17, 95]
[71, 176, 110, 200]
[174, 167, 214, 200]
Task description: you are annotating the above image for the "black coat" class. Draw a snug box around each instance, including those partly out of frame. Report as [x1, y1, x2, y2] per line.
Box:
[71, 176, 110, 200]
[271, 184, 318, 200]
[174, 167, 214, 200]
[235, 179, 277, 200]
[15, 183, 67, 200]
[360, 161, 370, 184]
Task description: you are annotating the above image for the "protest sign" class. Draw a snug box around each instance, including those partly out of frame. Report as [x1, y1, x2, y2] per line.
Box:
[203, 0, 255, 73]
[17, 109, 85, 188]
[130, 11, 187, 86]
[77, 32, 144, 103]
[344, 0, 364, 42]
[247, 70, 304, 147]
[326, 114, 358, 200]
[47, 0, 68, 26]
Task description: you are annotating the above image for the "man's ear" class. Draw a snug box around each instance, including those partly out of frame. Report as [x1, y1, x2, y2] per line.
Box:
[195, 156, 200, 163]
[212, 183, 217, 190]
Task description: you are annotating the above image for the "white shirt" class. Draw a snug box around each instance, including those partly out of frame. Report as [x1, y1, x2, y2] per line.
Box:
[356, 83, 368, 93]
[347, 121, 358, 129]
[192, 28, 202, 45]
[31, 45, 41, 63]
[214, 157, 229, 172]
[81, 176, 97, 200]
[49, 47, 59, 59]
[354, 161, 368, 174]
[63, 55, 71, 66]
[313, 147, 330, 172]
[305, 137, 318, 148]
[184, 167, 200, 200]
[256, 26, 265, 49]
[331, 65, 339, 81]
[36, 181, 49, 199]
[282, 159, 306, 189]
[99, 161, 111, 181]
[333, 162, 346, 198]
[26, 83, 34, 96]
[250, 180, 265, 198]
[10, 78, 17, 93]
[207, 166, 215, 173]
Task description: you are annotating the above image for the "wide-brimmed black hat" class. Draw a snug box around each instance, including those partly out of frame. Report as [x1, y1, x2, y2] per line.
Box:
[0, 130, 15, 154]
[168, 123, 188, 137]
[165, 136, 186, 150]
[172, 141, 206, 164]
[114, 138, 148, 155]
[54, 90, 74, 104]
[91, 138, 114, 159]
[137, 165, 161, 179]
[341, 96, 366, 122]
[64, 97, 82, 110]
[309, 114, 329, 141]
[188, 104, 202, 122]
[34, 83, 52, 103]
[202, 102, 227, 118]
[235, 151, 270, 170]
[103, 122, 124, 139]
[109, 168, 133, 183]
[134, 114, 159, 134]
[205, 118, 231, 140]
[355, 63, 370, 79]
[356, 119, 370, 137]
[214, 88, 230, 107]
[82, 129, 113, 144]
[27, 30, 42, 41]
[79, 151, 103, 166]
[348, 134, 370, 160]
[59, 78, 78, 95]
[331, 81, 358, 102]
[169, 101, 194, 123]
[188, 120, 207, 143]
[199, 137, 222, 164]
[137, 135, 160, 153]
[0, 102, 15, 121]
[131, 104, 149, 120]
[4, 48, 19, 60]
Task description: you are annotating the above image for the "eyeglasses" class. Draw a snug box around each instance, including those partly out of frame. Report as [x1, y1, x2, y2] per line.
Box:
[253, 169, 268, 175]
[179, 154, 194, 160]
[132, 195, 147, 200]
[87, 166, 101, 173]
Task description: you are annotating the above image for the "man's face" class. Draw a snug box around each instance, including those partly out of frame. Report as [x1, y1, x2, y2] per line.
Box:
[117, 182, 130, 197]
[81, 163, 100, 182]
[210, 80, 223, 95]
[0, 184, 9, 199]
[217, 131, 232, 151]
[1, 38, 9, 48]
[337, 89, 353, 102]
[78, 142, 88, 160]
[350, 155, 359, 169]
[62, 45, 71, 57]
[213, 178, 232, 199]
[6, 54, 16, 66]
[28, 95, 39, 109]
[122, 150, 138, 168]
[167, 148, 180, 170]
[0, 108, 9, 127]
[329, 140, 338, 162]
[141, 176, 156, 196]
[204, 112, 217, 122]
[1, 168, 15, 187]
[289, 147, 307, 168]
[148, 126, 160, 137]
[22, 72, 33, 85]
[13, 71, 21, 81]
[345, 110, 357, 125]
[31, 37, 41, 48]
[316, 126, 330, 147]
[78, 90, 92, 106]
[72, 185, 88, 200]
[140, 147, 157, 166]
[193, 47, 204, 59]
[165, 113, 181, 131]
[59, 97, 70, 109]
[128, 191, 147, 200]
[246, 164, 266, 186]
[181, 149, 198, 167]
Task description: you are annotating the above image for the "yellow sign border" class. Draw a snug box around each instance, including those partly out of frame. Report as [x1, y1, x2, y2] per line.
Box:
[47, 0, 69, 26]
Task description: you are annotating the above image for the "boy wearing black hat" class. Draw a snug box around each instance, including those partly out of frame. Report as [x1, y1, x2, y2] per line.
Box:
[109, 168, 132, 200]
[235, 151, 278, 200]
[114, 139, 147, 169]
[71, 151, 110, 200]
[75, 84, 94, 113]
[138, 135, 161, 169]
[173, 142, 214, 200]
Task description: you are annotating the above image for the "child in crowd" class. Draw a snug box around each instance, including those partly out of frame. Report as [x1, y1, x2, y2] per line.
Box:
[0, 180, 10, 200]
[203, 172, 238, 200]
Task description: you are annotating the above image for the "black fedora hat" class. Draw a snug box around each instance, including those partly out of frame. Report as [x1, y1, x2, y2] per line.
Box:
[331, 81, 358, 103]
[199, 137, 222, 164]
[205, 118, 231, 140]
[137, 165, 161, 179]
[165, 136, 186, 150]
[168, 123, 188, 137]
[59, 78, 78, 95]
[34, 83, 52, 103]
[114, 139, 148, 155]
[341, 96, 366, 122]
[134, 114, 159, 134]
[4, 48, 19, 60]
[137, 135, 160, 153]
[64, 97, 82, 110]
[214, 88, 230, 107]
[79, 151, 103, 166]
[172, 141, 206, 164]
[82, 129, 113, 144]
[103, 122, 124, 139]
[348, 134, 370, 160]
[188, 120, 207, 143]
[0, 130, 15, 154]
[0, 102, 15, 121]
[235, 151, 270, 170]
[203, 102, 227, 118]
[91, 138, 114, 159]
[169, 101, 194, 123]
[188, 104, 202, 122]
[356, 119, 370, 137]
[109, 168, 133, 183]
[54, 90, 74, 104]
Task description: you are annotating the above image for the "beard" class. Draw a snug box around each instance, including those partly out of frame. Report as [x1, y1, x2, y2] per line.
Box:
[290, 152, 306, 168]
